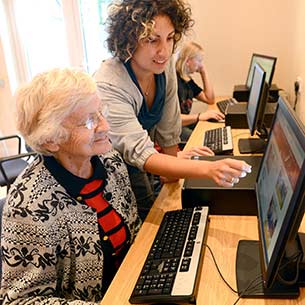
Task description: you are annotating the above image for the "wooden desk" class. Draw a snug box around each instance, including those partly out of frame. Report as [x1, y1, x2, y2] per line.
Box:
[100, 107, 305, 305]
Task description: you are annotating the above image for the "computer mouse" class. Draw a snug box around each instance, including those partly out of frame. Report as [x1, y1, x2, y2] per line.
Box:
[207, 118, 218, 123]
[207, 118, 225, 123]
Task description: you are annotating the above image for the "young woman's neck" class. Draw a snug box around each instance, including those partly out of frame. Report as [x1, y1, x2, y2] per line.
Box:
[130, 59, 153, 82]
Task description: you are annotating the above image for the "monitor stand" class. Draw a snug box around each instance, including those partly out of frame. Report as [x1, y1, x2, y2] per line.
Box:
[236, 234, 305, 298]
[238, 138, 266, 154]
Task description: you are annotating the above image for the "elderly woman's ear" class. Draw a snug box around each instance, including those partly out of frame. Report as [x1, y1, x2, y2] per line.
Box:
[43, 141, 60, 153]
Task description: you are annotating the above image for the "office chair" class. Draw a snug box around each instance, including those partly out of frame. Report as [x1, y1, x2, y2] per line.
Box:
[0, 135, 36, 191]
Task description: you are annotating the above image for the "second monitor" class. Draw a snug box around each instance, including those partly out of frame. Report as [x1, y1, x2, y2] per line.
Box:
[233, 53, 279, 102]
[237, 63, 272, 154]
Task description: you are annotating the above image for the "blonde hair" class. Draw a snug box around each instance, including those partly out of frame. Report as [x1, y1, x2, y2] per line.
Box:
[175, 41, 204, 80]
[16, 68, 97, 155]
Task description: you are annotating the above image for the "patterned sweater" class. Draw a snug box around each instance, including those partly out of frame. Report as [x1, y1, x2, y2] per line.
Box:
[0, 149, 141, 304]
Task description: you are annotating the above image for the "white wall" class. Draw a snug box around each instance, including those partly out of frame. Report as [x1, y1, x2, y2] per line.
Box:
[293, 0, 305, 122]
[187, 0, 305, 122]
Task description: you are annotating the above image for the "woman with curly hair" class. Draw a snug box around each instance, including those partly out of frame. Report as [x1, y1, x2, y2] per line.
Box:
[94, 0, 251, 221]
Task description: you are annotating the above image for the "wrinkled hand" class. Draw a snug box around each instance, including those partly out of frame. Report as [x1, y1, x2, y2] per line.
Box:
[209, 158, 252, 187]
[199, 110, 225, 122]
[178, 146, 214, 159]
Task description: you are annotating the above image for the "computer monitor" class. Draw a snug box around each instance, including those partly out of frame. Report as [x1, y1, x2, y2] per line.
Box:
[236, 96, 305, 298]
[238, 63, 269, 154]
[246, 53, 277, 89]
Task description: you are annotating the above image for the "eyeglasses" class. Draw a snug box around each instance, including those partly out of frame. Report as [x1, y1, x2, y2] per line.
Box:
[78, 104, 108, 130]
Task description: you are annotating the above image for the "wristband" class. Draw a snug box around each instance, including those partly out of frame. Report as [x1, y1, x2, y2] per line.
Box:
[196, 113, 200, 123]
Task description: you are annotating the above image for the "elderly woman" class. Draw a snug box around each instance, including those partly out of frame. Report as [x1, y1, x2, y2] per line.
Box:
[0, 68, 141, 304]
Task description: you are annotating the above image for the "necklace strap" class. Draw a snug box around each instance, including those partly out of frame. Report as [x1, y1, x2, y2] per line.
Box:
[144, 74, 154, 96]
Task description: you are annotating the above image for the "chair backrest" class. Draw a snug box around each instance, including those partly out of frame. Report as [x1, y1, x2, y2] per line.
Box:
[0, 152, 36, 190]
[0, 197, 5, 288]
[0, 135, 36, 191]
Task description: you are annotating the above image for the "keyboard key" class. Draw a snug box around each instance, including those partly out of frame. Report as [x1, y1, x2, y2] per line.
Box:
[203, 126, 233, 155]
[216, 98, 238, 114]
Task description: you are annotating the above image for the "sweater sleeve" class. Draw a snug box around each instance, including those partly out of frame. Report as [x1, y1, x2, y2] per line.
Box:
[1, 203, 100, 305]
[153, 57, 182, 148]
[94, 60, 158, 171]
[1, 196, 98, 305]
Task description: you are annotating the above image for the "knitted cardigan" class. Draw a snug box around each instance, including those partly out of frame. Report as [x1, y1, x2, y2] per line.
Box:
[0, 149, 141, 304]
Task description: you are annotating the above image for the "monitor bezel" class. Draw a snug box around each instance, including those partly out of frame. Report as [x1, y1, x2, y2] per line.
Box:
[246, 53, 277, 89]
[246, 63, 267, 136]
[256, 96, 305, 288]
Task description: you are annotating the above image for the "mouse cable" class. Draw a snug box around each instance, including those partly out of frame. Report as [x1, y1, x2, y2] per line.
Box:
[231, 273, 263, 305]
[204, 243, 266, 305]
[203, 243, 238, 294]
[232, 251, 302, 305]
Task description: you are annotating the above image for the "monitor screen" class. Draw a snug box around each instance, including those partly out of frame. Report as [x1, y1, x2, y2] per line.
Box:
[246, 63, 268, 136]
[246, 53, 277, 89]
[257, 96, 305, 287]
[238, 63, 269, 154]
[236, 96, 305, 298]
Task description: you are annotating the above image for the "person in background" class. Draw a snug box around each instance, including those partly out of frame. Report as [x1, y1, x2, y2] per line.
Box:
[176, 41, 224, 142]
[0, 68, 141, 304]
[94, 0, 252, 221]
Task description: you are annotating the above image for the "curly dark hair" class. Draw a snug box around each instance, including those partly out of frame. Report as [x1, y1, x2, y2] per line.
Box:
[105, 0, 194, 62]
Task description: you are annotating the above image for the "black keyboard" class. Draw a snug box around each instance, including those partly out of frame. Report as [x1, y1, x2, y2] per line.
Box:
[203, 126, 233, 155]
[129, 206, 209, 304]
[216, 98, 238, 114]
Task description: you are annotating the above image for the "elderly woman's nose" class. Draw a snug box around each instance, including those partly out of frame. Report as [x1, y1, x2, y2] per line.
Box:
[96, 115, 110, 131]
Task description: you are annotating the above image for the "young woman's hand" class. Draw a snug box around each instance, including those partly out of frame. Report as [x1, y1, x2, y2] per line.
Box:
[199, 110, 225, 122]
[177, 146, 214, 159]
[207, 158, 252, 187]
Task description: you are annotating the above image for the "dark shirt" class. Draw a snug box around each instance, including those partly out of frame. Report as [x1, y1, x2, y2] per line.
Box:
[124, 60, 166, 131]
[177, 73, 202, 114]
[124, 60, 166, 173]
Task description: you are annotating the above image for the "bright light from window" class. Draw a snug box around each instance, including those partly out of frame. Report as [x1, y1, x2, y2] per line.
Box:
[14, 0, 69, 77]
[0, 1, 18, 92]
[78, 0, 111, 74]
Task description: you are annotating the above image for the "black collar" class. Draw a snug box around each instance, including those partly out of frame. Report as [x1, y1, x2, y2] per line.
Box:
[43, 155, 107, 198]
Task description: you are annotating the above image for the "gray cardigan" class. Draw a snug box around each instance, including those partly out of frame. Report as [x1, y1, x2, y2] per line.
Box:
[94, 57, 182, 171]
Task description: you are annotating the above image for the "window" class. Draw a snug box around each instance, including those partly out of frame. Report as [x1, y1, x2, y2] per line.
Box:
[1, 0, 111, 91]
[14, 0, 69, 77]
[79, 0, 111, 73]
